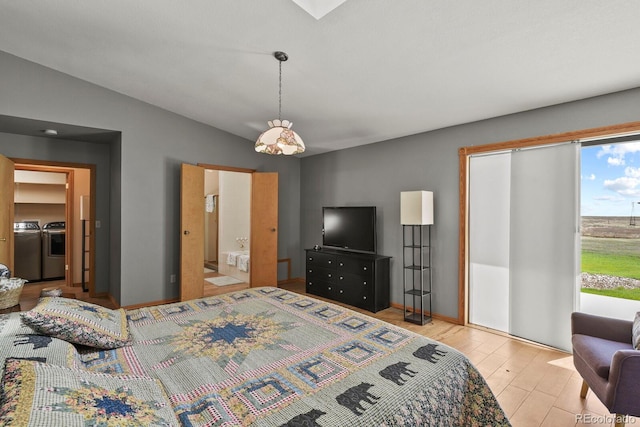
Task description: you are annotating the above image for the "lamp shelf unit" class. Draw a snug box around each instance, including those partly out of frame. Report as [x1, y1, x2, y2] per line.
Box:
[402, 224, 432, 325]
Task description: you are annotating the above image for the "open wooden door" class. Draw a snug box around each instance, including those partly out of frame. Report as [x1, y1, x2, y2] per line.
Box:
[0, 154, 14, 272]
[250, 172, 278, 287]
[180, 163, 204, 301]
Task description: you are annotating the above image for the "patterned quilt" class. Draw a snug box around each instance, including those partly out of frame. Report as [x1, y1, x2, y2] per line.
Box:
[80, 287, 510, 426]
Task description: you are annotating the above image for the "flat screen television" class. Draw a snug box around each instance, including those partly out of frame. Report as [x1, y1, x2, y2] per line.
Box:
[322, 206, 377, 254]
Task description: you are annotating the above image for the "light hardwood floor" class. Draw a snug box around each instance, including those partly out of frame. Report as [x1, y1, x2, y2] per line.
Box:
[7, 280, 637, 426]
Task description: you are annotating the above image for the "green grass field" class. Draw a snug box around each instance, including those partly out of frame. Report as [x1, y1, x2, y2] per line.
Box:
[581, 236, 640, 300]
[581, 252, 640, 279]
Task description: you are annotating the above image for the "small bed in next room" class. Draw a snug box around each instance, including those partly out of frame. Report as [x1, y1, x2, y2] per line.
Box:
[0, 287, 509, 426]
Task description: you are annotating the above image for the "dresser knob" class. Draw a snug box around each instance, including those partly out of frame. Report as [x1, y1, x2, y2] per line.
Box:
[328, 287, 332, 291]
[363, 281, 367, 285]
[339, 290, 343, 294]
[328, 260, 332, 264]
[309, 257, 313, 261]
[309, 269, 313, 273]
[340, 276, 344, 280]
[363, 296, 367, 300]
[339, 262, 343, 266]
[328, 273, 332, 278]
[363, 267, 367, 271]
[309, 282, 313, 286]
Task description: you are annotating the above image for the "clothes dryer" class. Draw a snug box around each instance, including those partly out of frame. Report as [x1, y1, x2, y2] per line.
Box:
[42, 221, 65, 280]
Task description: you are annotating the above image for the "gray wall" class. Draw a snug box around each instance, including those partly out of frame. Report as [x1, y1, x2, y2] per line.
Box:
[301, 87, 640, 320]
[0, 50, 301, 306]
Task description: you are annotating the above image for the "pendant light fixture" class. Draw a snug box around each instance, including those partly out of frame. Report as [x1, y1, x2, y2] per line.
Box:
[255, 51, 305, 155]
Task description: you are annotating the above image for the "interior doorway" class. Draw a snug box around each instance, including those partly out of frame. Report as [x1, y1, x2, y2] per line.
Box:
[11, 159, 96, 296]
[204, 168, 251, 290]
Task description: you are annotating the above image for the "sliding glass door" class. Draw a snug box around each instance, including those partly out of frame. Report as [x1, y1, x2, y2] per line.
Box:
[468, 143, 580, 351]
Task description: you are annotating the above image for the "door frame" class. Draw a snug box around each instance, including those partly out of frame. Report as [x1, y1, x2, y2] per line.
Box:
[11, 158, 96, 296]
[458, 121, 640, 326]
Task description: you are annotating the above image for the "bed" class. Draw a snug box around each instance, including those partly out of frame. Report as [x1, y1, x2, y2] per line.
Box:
[0, 287, 510, 426]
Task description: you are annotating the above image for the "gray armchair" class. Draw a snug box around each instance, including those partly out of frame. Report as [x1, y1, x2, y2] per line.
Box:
[571, 312, 640, 427]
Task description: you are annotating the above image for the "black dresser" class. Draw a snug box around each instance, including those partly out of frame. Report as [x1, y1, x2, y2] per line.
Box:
[305, 248, 391, 312]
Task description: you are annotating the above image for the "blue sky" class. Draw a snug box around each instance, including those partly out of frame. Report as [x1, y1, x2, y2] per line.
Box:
[581, 141, 640, 216]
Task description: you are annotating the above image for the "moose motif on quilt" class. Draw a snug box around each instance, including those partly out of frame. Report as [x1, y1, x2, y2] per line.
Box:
[335, 382, 380, 416]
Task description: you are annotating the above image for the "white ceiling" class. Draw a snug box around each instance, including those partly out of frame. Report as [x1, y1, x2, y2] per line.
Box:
[1, 1, 640, 156]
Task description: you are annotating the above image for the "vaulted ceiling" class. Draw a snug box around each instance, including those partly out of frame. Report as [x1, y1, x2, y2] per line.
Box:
[1, 1, 640, 156]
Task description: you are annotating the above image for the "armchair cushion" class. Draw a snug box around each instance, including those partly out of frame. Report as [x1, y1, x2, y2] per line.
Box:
[572, 334, 634, 379]
[633, 312, 640, 350]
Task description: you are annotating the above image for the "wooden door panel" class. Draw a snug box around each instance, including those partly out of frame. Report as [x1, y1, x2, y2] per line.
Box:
[180, 163, 204, 301]
[250, 172, 278, 287]
[0, 154, 14, 272]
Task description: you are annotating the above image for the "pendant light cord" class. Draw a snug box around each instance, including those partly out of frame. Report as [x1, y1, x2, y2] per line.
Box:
[278, 59, 282, 121]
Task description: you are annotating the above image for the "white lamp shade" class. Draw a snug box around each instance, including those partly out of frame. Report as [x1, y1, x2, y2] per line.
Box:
[401, 191, 434, 225]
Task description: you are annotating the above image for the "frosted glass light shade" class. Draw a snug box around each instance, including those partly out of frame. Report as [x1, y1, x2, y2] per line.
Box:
[401, 191, 434, 225]
[255, 119, 305, 155]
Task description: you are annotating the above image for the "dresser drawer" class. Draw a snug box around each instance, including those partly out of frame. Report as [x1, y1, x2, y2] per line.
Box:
[306, 279, 333, 299]
[340, 285, 374, 312]
[306, 251, 337, 269]
[306, 266, 336, 284]
[336, 257, 374, 277]
[337, 271, 373, 288]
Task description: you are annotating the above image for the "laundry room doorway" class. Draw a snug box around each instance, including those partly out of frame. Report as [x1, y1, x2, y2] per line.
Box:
[12, 159, 95, 295]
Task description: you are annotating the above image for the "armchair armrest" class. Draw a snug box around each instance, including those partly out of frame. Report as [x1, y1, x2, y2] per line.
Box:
[607, 349, 640, 416]
[571, 312, 632, 343]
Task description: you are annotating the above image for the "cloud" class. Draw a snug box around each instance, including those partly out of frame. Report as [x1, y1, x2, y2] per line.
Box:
[602, 166, 640, 198]
[582, 173, 596, 180]
[608, 157, 625, 166]
[597, 141, 640, 167]
[604, 176, 640, 197]
[625, 166, 640, 178]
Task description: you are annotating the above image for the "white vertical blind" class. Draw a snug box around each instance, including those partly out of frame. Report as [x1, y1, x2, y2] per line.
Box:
[468, 153, 511, 332]
[468, 143, 579, 351]
[509, 143, 579, 351]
